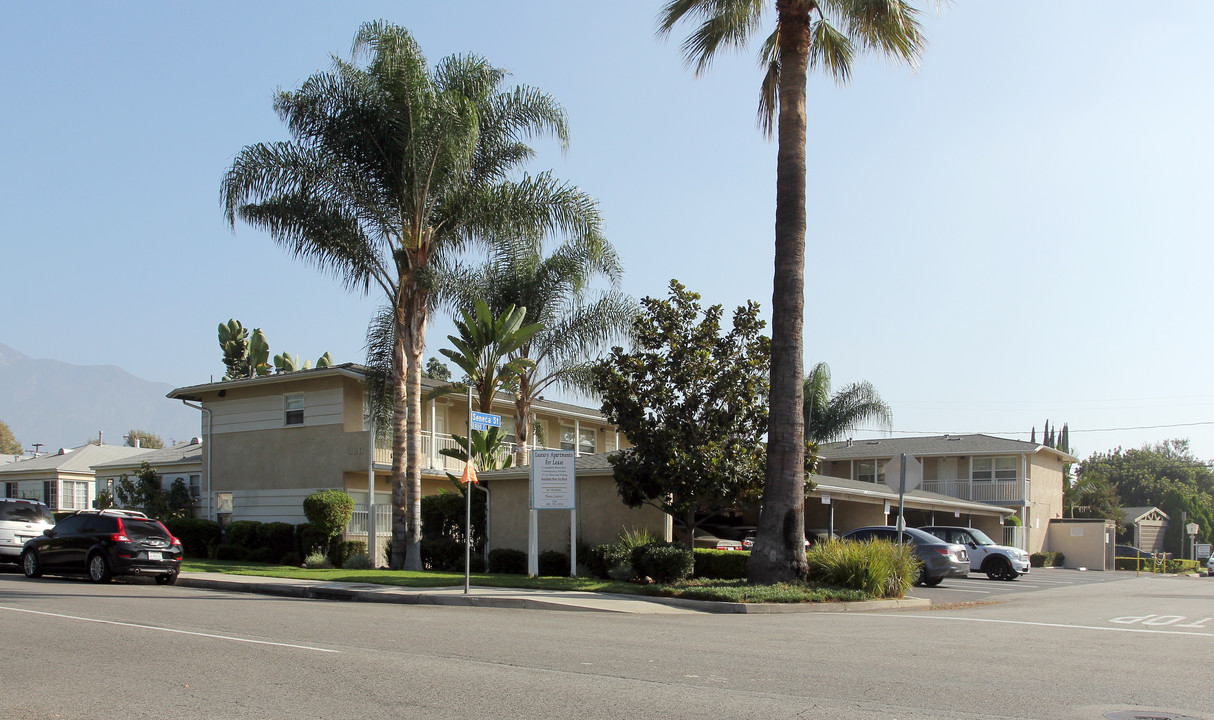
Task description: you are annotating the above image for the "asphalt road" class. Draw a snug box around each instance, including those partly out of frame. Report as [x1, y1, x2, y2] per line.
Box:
[0, 568, 1209, 720]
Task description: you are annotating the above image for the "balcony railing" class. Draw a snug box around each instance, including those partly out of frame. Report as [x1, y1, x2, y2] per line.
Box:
[921, 479, 1027, 503]
[372, 433, 568, 471]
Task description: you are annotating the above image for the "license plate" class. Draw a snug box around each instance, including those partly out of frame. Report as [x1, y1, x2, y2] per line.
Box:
[147, 551, 162, 561]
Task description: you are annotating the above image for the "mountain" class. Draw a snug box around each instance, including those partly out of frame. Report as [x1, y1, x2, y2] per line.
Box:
[0, 343, 200, 453]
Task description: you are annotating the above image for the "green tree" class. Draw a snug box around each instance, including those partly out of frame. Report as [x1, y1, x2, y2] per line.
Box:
[1064, 470, 1122, 528]
[218, 319, 271, 379]
[431, 299, 541, 412]
[593, 280, 771, 549]
[423, 357, 452, 382]
[802, 361, 892, 443]
[222, 22, 601, 570]
[439, 427, 514, 492]
[444, 235, 636, 462]
[125, 429, 165, 450]
[659, 1, 928, 583]
[0, 419, 21, 455]
[114, 462, 194, 521]
[302, 489, 355, 554]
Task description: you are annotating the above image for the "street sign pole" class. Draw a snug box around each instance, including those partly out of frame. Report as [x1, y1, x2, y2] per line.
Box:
[466, 386, 472, 594]
[897, 452, 907, 538]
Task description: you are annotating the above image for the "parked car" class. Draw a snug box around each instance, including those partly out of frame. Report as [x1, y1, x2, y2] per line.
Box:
[21, 509, 183, 584]
[0, 498, 56, 564]
[841, 526, 970, 587]
[1115, 545, 1156, 561]
[1207, 554, 1213, 576]
[692, 533, 743, 551]
[920, 526, 1029, 581]
[741, 530, 821, 551]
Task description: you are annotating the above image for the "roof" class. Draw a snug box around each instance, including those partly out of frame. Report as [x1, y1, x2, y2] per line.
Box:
[1121, 506, 1169, 523]
[819, 434, 1078, 464]
[478, 451, 1012, 516]
[168, 364, 609, 421]
[0, 444, 153, 476]
[90, 439, 203, 472]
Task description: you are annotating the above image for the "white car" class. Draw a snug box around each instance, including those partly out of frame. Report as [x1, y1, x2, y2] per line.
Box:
[1206, 554, 1213, 576]
[0, 498, 56, 563]
[920, 525, 1030, 581]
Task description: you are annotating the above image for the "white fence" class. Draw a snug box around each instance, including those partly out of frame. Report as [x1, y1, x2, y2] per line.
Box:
[922, 479, 1027, 503]
[346, 504, 394, 538]
[372, 436, 561, 470]
[1003, 525, 1027, 551]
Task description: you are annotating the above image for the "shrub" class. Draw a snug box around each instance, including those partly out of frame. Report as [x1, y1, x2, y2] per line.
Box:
[538, 550, 570, 577]
[586, 543, 632, 580]
[224, 520, 262, 550]
[806, 539, 916, 599]
[298, 523, 330, 556]
[693, 549, 750, 580]
[261, 522, 296, 558]
[1030, 551, 1065, 568]
[329, 540, 368, 568]
[302, 489, 355, 549]
[488, 548, 528, 574]
[214, 543, 248, 561]
[246, 547, 277, 564]
[421, 539, 463, 571]
[1003, 515, 1022, 527]
[343, 552, 374, 570]
[631, 542, 694, 584]
[280, 551, 302, 566]
[164, 518, 222, 558]
[303, 550, 333, 569]
[421, 491, 486, 552]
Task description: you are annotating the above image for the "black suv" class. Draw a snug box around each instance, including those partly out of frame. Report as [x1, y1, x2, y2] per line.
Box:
[21, 509, 183, 584]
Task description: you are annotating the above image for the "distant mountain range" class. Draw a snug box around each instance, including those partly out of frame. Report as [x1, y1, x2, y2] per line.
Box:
[0, 343, 200, 454]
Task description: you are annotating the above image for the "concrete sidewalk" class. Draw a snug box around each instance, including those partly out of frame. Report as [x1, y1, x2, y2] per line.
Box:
[176, 572, 929, 614]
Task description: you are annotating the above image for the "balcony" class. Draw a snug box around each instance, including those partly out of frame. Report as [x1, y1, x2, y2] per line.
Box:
[372, 433, 564, 472]
[922, 479, 1027, 503]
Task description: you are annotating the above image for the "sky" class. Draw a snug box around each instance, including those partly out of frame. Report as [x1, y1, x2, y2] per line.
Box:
[3, 1, 1214, 463]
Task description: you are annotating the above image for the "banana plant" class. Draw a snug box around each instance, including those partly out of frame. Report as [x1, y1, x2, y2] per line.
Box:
[439, 426, 513, 494]
[429, 299, 542, 411]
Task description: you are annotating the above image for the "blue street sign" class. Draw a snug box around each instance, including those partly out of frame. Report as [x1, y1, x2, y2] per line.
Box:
[470, 411, 502, 431]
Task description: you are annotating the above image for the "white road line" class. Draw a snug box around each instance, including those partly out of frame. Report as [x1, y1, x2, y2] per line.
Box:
[860, 613, 1214, 638]
[922, 587, 991, 594]
[0, 606, 340, 653]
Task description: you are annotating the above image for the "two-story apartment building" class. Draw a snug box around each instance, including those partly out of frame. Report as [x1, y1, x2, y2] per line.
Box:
[166, 364, 627, 531]
[817, 434, 1077, 553]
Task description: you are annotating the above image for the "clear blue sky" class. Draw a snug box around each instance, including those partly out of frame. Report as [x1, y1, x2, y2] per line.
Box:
[3, 2, 1213, 462]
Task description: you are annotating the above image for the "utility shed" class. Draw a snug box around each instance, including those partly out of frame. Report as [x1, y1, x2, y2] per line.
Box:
[1047, 518, 1117, 570]
[1121, 506, 1170, 553]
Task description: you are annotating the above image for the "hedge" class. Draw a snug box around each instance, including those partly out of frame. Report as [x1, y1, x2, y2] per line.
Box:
[224, 520, 262, 549]
[164, 518, 222, 558]
[693, 549, 750, 580]
[631, 542, 694, 584]
[1030, 551, 1065, 567]
[488, 548, 528, 574]
[587, 544, 632, 580]
[538, 550, 570, 577]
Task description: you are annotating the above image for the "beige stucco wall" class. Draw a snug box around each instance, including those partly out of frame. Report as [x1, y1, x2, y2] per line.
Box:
[1046, 518, 1115, 569]
[486, 473, 668, 553]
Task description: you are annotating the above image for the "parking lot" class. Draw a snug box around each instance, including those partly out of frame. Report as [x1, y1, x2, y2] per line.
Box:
[908, 565, 1146, 604]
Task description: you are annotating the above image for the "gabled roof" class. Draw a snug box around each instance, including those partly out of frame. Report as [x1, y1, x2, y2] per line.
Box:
[819, 434, 1078, 464]
[0, 444, 152, 476]
[91, 440, 203, 472]
[1121, 506, 1169, 523]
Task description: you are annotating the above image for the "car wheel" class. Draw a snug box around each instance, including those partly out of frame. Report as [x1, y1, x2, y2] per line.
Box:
[155, 573, 177, 586]
[21, 550, 42, 578]
[923, 576, 943, 587]
[88, 553, 112, 583]
[986, 558, 1012, 581]
[913, 564, 927, 586]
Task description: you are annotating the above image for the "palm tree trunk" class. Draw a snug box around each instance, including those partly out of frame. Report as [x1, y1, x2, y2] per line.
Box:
[390, 326, 409, 570]
[514, 373, 531, 465]
[749, 0, 810, 584]
[403, 299, 427, 572]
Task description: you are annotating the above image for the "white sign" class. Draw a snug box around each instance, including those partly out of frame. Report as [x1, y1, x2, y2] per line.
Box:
[1197, 543, 1211, 560]
[820, 493, 831, 505]
[1186, 522, 1200, 536]
[884, 454, 923, 494]
[530, 449, 576, 509]
[471, 411, 502, 432]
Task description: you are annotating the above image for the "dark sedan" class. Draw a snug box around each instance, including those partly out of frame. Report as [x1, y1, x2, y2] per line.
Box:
[21, 510, 183, 584]
[841, 525, 970, 587]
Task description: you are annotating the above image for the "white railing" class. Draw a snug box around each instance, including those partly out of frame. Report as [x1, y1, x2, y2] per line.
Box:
[372, 434, 556, 470]
[922, 479, 1027, 503]
[1003, 525, 1027, 551]
[346, 504, 394, 537]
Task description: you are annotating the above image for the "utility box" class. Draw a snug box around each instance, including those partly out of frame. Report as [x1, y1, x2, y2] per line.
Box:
[1046, 518, 1117, 570]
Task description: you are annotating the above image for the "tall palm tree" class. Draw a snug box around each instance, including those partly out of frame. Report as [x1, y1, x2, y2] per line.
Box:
[222, 22, 602, 570]
[445, 235, 635, 460]
[802, 361, 892, 443]
[658, 0, 928, 583]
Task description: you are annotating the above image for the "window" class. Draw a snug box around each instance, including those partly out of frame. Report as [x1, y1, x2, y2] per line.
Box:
[858, 460, 886, 484]
[4, 482, 15, 499]
[578, 428, 596, 455]
[285, 393, 305, 426]
[973, 457, 1018, 482]
[559, 424, 576, 451]
[42, 481, 58, 508]
[63, 481, 88, 510]
[189, 474, 201, 500]
[501, 417, 516, 445]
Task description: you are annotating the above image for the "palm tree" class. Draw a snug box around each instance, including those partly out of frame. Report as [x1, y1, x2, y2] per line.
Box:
[444, 235, 636, 462]
[222, 22, 602, 570]
[658, 1, 928, 583]
[802, 361, 892, 443]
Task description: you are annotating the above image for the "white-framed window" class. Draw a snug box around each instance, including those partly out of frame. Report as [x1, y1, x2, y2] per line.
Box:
[578, 428, 596, 455]
[501, 416, 516, 445]
[43, 481, 58, 508]
[973, 457, 1018, 482]
[64, 481, 88, 510]
[189, 474, 201, 499]
[559, 424, 576, 451]
[858, 460, 886, 484]
[284, 393, 305, 426]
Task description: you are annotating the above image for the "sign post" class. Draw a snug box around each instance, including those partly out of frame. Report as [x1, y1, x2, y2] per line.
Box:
[529, 449, 576, 577]
[884, 453, 923, 536]
[1187, 522, 1200, 564]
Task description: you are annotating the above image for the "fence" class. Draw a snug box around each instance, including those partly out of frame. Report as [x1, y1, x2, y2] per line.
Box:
[921, 479, 1028, 503]
[1003, 525, 1026, 550]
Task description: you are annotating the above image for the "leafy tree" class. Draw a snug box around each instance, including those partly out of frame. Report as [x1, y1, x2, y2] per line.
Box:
[439, 427, 514, 493]
[593, 280, 771, 549]
[114, 462, 194, 521]
[423, 357, 452, 382]
[1064, 470, 1122, 528]
[0, 419, 21, 455]
[223, 22, 601, 570]
[431, 299, 541, 412]
[1077, 440, 1214, 552]
[802, 361, 892, 443]
[658, 0, 929, 584]
[302, 489, 355, 553]
[444, 235, 636, 462]
[124, 429, 164, 450]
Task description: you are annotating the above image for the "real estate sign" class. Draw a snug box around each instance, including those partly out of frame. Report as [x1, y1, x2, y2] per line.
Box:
[530, 449, 576, 509]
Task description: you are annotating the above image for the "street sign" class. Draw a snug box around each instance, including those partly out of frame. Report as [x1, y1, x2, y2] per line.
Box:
[1186, 522, 1200, 536]
[470, 411, 501, 432]
[884, 454, 923, 495]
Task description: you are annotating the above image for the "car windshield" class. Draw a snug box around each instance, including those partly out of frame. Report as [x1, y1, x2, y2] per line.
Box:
[0, 502, 55, 524]
[968, 529, 996, 546]
[123, 519, 171, 541]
